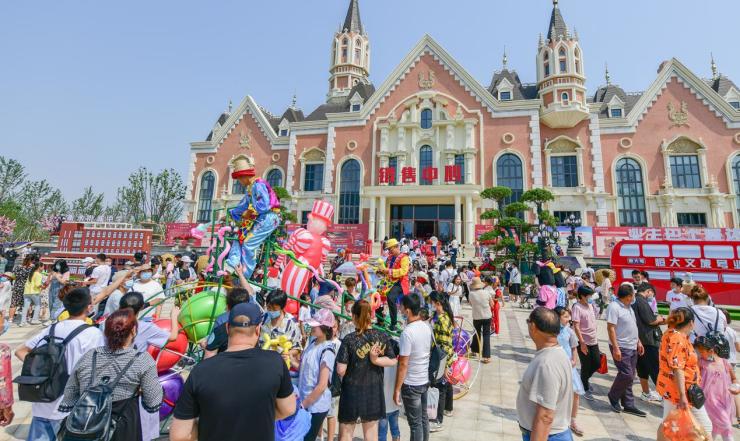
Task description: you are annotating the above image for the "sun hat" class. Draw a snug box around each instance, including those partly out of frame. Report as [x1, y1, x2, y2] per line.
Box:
[305, 308, 336, 328]
[384, 238, 400, 249]
[469, 277, 486, 290]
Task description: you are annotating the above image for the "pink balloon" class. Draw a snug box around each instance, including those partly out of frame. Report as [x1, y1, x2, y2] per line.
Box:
[447, 357, 471, 385]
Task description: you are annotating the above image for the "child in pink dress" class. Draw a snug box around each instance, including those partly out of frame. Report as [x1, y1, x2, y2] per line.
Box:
[695, 336, 740, 441]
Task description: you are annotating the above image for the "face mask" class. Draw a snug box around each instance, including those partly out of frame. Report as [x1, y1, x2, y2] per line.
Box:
[140, 272, 152, 281]
[587, 298, 594, 305]
[267, 310, 281, 320]
[124, 279, 134, 289]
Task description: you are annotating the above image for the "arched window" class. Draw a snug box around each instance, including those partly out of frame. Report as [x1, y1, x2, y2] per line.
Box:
[733, 156, 740, 221]
[561, 92, 569, 105]
[232, 179, 246, 195]
[341, 38, 348, 63]
[338, 160, 360, 224]
[574, 48, 581, 74]
[420, 109, 433, 129]
[354, 39, 362, 64]
[543, 52, 550, 77]
[496, 154, 524, 215]
[558, 47, 567, 73]
[419, 145, 433, 185]
[197, 171, 215, 222]
[266, 169, 283, 188]
[615, 158, 647, 226]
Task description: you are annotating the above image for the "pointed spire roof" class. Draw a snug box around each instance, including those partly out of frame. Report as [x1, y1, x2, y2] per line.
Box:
[343, 0, 365, 35]
[547, 0, 568, 41]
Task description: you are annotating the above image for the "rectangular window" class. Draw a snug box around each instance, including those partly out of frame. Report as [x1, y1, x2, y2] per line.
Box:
[672, 244, 702, 258]
[610, 108, 623, 118]
[676, 213, 707, 227]
[388, 157, 398, 186]
[642, 244, 669, 258]
[559, 60, 567, 72]
[499, 91, 512, 101]
[351, 103, 361, 112]
[303, 164, 324, 192]
[730, 101, 740, 110]
[670, 155, 701, 188]
[619, 244, 640, 257]
[550, 155, 578, 187]
[300, 212, 310, 226]
[553, 211, 580, 226]
[704, 245, 734, 259]
[454, 154, 465, 185]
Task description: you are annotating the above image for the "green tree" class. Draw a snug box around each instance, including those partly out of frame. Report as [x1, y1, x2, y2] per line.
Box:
[0, 156, 27, 203]
[14, 180, 67, 240]
[71, 186, 105, 221]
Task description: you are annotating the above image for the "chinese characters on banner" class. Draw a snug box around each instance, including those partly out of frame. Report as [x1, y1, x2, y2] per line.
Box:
[592, 227, 740, 257]
[625, 255, 740, 270]
[286, 223, 369, 254]
[378, 166, 462, 184]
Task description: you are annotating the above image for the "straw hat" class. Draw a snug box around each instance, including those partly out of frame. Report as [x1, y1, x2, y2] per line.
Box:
[594, 268, 616, 286]
[384, 238, 400, 250]
[469, 277, 486, 290]
[231, 156, 256, 179]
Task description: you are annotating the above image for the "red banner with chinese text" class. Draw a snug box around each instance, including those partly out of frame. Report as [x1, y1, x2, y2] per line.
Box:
[593, 227, 740, 257]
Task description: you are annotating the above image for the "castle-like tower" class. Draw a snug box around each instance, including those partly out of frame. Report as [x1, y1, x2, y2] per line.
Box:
[537, 0, 589, 128]
[328, 0, 370, 99]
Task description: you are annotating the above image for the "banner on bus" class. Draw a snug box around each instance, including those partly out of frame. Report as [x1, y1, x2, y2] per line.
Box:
[592, 227, 740, 257]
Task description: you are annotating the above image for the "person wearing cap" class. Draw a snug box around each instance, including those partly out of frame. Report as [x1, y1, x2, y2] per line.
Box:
[133, 263, 166, 318]
[516, 307, 573, 441]
[175, 255, 196, 284]
[224, 155, 281, 280]
[171, 303, 296, 441]
[298, 309, 337, 440]
[377, 238, 410, 331]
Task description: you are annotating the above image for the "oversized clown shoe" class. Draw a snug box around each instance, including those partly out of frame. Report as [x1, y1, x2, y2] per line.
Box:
[225, 156, 282, 279]
[280, 200, 333, 298]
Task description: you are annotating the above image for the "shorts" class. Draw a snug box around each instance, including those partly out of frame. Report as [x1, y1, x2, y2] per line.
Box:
[328, 396, 339, 418]
[509, 284, 521, 296]
[636, 345, 659, 381]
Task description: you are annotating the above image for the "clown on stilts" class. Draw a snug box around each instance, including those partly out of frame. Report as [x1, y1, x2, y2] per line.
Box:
[225, 156, 282, 278]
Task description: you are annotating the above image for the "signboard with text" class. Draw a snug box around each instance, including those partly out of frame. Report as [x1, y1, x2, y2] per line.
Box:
[286, 223, 369, 254]
[378, 165, 462, 185]
[593, 227, 740, 257]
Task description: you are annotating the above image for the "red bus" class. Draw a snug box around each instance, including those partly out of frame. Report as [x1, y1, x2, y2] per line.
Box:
[611, 240, 740, 306]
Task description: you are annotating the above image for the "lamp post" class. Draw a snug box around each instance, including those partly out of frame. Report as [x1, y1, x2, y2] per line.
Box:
[565, 214, 581, 248]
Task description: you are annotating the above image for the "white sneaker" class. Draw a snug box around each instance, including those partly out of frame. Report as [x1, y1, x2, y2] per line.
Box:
[443, 410, 453, 417]
[640, 391, 662, 402]
[430, 422, 444, 433]
[648, 391, 663, 402]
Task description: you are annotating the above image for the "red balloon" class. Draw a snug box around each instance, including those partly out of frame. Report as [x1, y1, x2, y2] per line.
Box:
[285, 298, 299, 316]
[147, 319, 188, 373]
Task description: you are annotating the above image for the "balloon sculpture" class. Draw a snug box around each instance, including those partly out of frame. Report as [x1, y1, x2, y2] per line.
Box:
[158, 370, 185, 420]
[279, 200, 333, 297]
[262, 334, 293, 368]
[178, 290, 227, 343]
[147, 319, 188, 372]
[225, 156, 282, 278]
[447, 357, 471, 385]
[452, 327, 471, 357]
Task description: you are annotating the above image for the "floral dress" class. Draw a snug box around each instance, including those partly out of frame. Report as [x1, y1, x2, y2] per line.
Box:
[10, 265, 31, 308]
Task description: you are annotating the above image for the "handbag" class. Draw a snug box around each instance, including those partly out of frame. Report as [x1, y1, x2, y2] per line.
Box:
[597, 353, 608, 374]
[686, 383, 705, 409]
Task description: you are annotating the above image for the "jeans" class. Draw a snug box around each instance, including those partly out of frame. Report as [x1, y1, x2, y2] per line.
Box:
[576, 343, 601, 392]
[401, 383, 429, 441]
[20, 294, 41, 325]
[304, 411, 328, 441]
[471, 318, 492, 358]
[608, 345, 638, 408]
[378, 410, 401, 441]
[27, 417, 62, 441]
[521, 427, 573, 441]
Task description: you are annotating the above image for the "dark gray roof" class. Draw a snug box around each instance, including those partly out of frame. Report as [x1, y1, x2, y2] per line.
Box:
[488, 69, 539, 100]
[343, 0, 364, 35]
[306, 82, 376, 121]
[205, 112, 230, 141]
[547, 2, 568, 40]
[592, 84, 642, 118]
[704, 75, 739, 97]
[281, 108, 305, 123]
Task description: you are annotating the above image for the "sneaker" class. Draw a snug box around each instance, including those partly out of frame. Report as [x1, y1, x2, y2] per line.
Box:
[583, 391, 595, 401]
[640, 391, 663, 402]
[622, 407, 647, 418]
[41, 320, 51, 327]
[608, 398, 622, 413]
[443, 410, 453, 417]
[29, 320, 41, 326]
[429, 422, 444, 433]
[18, 322, 26, 327]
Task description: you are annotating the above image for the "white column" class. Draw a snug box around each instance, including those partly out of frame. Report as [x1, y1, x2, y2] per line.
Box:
[465, 195, 474, 245]
[464, 153, 474, 184]
[324, 125, 336, 194]
[454, 195, 462, 243]
[378, 196, 387, 240]
[369, 196, 377, 241]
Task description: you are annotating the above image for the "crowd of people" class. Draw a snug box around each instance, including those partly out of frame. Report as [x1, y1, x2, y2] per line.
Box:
[0, 235, 739, 441]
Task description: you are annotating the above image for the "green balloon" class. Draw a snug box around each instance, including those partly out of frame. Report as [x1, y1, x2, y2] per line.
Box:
[178, 290, 227, 342]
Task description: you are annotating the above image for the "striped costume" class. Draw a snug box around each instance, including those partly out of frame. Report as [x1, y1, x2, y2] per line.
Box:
[281, 227, 331, 297]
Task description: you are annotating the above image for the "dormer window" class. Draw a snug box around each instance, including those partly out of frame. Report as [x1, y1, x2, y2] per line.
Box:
[280, 129, 288, 136]
[278, 118, 290, 137]
[496, 77, 514, 101]
[499, 91, 512, 101]
[351, 104, 361, 112]
[724, 87, 740, 110]
[349, 92, 363, 112]
[607, 94, 625, 118]
[610, 108, 623, 118]
[731, 101, 740, 110]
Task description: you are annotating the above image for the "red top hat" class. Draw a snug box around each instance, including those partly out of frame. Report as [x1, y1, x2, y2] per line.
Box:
[308, 200, 334, 224]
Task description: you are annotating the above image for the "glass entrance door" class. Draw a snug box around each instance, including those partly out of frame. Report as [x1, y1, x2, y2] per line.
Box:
[389, 204, 455, 242]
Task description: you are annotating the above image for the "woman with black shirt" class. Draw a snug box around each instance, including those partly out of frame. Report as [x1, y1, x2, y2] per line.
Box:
[336, 300, 397, 441]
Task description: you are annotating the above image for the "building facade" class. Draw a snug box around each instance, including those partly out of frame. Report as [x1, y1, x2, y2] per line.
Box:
[185, 0, 740, 254]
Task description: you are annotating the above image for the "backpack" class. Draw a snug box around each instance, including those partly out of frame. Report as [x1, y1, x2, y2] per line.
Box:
[320, 346, 342, 398]
[428, 332, 448, 385]
[62, 350, 140, 441]
[693, 307, 731, 359]
[14, 323, 91, 402]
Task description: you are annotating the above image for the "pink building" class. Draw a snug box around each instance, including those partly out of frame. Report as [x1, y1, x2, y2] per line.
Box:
[185, 0, 740, 253]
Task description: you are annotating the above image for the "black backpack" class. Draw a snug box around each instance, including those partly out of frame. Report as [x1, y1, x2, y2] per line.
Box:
[428, 333, 448, 385]
[320, 347, 342, 398]
[62, 350, 140, 441]
[693, 307, 731, 359]
[14, 323, 91, 402]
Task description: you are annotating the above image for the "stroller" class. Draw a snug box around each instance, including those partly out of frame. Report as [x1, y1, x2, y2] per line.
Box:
[518, 284, 537, 309]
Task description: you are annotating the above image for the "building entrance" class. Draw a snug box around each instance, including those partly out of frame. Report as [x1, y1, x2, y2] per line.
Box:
[389, 204, 456, 243]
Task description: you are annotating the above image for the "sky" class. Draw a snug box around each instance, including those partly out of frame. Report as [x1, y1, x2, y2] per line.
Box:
[2, 0, 739, 202]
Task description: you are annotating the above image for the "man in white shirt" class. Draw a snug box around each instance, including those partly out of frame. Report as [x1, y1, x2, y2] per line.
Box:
[666, 277, 690, 311]
[429, 236, 438, 256]
[85, 253, 111, 298]
[437, 262, 455, 292]
[15, 288, 104, 441]
[133, 263, 166, 317]
[394, 294, 431, 441]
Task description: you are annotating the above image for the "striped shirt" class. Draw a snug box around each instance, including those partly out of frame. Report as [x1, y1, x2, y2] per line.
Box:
[59, 347, 163, 413]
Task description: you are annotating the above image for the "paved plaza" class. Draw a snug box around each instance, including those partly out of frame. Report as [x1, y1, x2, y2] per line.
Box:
[2, 301, 739, 441]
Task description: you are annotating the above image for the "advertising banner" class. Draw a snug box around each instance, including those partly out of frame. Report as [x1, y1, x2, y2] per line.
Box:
[286, 223, 369, 254]
[554, 226, 594, 257]
[592, 227, 740, 257]
[165, 223, 203, 246]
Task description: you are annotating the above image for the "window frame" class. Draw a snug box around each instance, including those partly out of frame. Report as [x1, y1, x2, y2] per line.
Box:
[266, 168, 284, 189]
[669, 155, 702, 189]
[676, 212, 707, 227]
[420, 109, 433, 129]
[419, 145, 434, 185]
[550, 155, 579, 187]
[615, 157, 648, 227]
[303, 163, 324, 192]
[196, 171, 216, 223]
[499, 91, 512, 101]
[338, 159, 361, 224]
